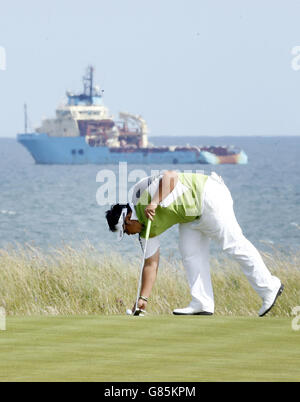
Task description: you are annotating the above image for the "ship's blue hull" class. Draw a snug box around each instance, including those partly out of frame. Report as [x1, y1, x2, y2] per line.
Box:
[17, 133, 248, 165]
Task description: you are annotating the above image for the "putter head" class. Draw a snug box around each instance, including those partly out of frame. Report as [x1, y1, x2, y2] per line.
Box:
[133, 308, 146, 317]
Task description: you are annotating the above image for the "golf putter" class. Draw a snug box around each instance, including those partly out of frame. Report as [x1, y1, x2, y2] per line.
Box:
[132, 219, 152, 316]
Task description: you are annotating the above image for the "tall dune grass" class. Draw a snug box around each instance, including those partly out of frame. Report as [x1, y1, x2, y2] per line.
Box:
[0, 243, 299, 316]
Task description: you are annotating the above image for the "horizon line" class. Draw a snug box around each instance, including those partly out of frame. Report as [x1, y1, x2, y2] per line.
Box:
[1, 134, 300, 139]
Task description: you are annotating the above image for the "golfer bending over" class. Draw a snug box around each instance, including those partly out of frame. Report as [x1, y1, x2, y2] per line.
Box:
[105, 171, 284, 316]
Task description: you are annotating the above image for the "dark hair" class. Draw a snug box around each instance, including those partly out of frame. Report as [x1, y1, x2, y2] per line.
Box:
[105, 203, 132, 232]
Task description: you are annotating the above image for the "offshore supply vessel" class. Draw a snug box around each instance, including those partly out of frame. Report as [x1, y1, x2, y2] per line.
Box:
[17, 66, 248, 165]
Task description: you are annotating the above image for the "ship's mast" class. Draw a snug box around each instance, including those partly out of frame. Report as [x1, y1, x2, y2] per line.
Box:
[89, 66, 93, 100]
[83, 65, 94, 104]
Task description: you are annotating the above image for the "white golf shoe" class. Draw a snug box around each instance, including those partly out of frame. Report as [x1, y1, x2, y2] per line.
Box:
[258, 282, 284, 317]
[173, 303, 213, 316]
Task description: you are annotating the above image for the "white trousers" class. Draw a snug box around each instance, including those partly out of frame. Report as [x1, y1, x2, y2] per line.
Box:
[178, 174, 280, 313]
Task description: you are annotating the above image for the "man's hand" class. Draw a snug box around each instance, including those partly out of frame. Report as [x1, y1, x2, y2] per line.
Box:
[145, 202, 158, 221]
[132, 299, 148, 314]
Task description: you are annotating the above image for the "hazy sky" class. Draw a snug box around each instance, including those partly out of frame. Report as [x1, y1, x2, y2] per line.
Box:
[1, 0, 300, 138]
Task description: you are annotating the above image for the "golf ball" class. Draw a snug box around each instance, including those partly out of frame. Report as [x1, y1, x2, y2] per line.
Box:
[126, 309, 132, 315]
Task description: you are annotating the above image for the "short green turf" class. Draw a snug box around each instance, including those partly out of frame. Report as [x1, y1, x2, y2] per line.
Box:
[0, 315, 299, 382]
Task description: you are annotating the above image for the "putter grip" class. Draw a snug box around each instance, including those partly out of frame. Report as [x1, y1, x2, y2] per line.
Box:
[145, 219, 151, 240]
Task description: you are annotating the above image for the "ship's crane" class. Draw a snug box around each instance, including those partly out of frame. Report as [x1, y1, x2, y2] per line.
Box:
[118, 112, 148, 148]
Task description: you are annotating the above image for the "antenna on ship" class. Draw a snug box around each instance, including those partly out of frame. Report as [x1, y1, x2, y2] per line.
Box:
[83, 65, 94, 104]
[89, 66, 94, 100]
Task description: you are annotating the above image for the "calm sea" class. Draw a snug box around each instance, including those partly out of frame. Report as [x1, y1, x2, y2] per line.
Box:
[0, 136, 299, 258]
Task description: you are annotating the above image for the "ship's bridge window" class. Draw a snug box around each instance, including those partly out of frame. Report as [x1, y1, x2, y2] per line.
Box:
[57, 110, 71, 117]
[78, 149, 84, 155]
[79, 111, 100, 115]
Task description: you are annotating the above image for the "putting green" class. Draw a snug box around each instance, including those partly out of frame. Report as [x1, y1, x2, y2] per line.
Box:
[0, 315, 299, 382]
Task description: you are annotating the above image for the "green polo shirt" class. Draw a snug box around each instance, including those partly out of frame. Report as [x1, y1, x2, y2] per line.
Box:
[135, 173, 208, 238]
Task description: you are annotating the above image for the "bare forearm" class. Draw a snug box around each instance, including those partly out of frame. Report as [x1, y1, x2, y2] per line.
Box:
[140, 261, 158, 298]
[136, 250, 159, 312]
[151, 171, 178, 205]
